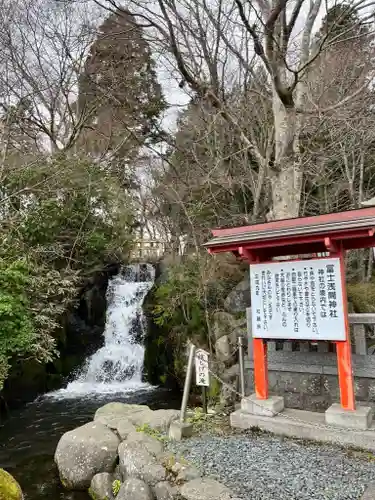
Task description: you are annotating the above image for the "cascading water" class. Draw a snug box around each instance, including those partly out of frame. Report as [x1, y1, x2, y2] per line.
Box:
[52, 263, 155, 397]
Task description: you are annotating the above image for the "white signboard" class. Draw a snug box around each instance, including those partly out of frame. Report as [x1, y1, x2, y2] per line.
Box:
[250, 258, 346, 341]
[195, 349, 209, 386]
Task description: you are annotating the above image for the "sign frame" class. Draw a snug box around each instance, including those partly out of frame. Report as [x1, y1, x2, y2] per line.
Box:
[195, 348, 210, 387]
[249, 257, 346, 341]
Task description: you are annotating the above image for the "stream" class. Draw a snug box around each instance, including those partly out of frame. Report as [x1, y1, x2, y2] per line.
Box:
[0, 388, 180, 499]
[0, 263, 177, 499]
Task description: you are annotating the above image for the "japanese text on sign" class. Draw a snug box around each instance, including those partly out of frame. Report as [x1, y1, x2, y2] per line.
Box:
[250, 258, 345, 341]
[195, 349, 209, 386]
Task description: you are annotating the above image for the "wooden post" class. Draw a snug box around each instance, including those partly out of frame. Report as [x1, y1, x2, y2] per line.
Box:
[202, 386, 208, 414]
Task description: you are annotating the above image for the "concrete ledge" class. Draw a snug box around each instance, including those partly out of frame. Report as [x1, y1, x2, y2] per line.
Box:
[230, 408, 375, 452]
[169, 421, 193, 441]
[325, 404, 373, 430]
[241, 394, 284, 417]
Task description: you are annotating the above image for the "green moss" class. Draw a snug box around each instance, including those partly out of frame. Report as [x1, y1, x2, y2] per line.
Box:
[208, 377, 221, 404]
[136, 423, 168, 443]
[88, 487, 110, 500]
[0, 468, 23, 500]
[112, 479, 121, 496]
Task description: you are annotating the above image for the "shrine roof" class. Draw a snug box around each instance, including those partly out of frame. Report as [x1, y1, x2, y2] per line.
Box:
[204, 207, 375, 257]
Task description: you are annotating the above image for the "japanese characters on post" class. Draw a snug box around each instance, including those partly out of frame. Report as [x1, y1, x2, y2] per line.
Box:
[195, 349, 210, 387]
[250, 258, 345, 341]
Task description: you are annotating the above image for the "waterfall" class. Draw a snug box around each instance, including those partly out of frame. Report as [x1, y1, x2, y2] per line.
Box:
[51, 263, 155, 398]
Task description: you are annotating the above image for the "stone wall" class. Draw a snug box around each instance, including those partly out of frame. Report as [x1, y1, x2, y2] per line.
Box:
[245, 349, 375, 411]
[244, 365, 375, 411]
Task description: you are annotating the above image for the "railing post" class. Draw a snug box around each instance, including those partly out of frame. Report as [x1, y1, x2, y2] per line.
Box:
[238, 336, 245, 398]
[180, 344, 196, 423]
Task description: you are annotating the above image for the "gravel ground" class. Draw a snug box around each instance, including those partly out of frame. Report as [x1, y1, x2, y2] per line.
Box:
[167, 433, 375, 500]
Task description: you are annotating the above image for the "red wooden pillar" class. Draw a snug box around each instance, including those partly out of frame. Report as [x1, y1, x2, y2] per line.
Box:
[253, 338, 269, 399]
[244, 249, 269, 400]
[334, 249, 355, 410]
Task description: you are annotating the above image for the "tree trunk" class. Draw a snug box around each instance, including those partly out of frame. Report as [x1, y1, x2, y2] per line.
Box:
[269, 94, 303, 220]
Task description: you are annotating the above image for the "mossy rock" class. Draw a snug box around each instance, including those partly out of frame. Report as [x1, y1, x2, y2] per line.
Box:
[0, 469, 23, 500]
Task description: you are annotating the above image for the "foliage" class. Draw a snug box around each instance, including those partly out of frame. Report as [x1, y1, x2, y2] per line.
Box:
[0, 152, 136, 389]
[112, 479, 121, 497]
[347, 283, 375, 313]
[136, 423, 168, 443]
[145, 253, 244, 387]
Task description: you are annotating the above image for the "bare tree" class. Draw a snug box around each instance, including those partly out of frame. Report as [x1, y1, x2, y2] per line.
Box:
[0, 0, 101, 152]
[91, 0, 375, 222]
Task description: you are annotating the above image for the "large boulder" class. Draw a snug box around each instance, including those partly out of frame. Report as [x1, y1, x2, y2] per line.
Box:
[224, 272, 250, 313]
[212, 312, 236, 341]
[118, 441, 166, 486]
[117, 478, 153, 500]
[55, 421, 120, 490]
[89, 472, 113, 500]
[117, 419, 137, 440]
[94, 403, 149, 429]
[127, 409, 180, 432]
[180, 478, 234, 500]
[0, 469, 23, 500]
[215, 335, 232, 363]
[126, 430, 164, 456]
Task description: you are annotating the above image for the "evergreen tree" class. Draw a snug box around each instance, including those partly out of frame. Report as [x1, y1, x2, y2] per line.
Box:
[78, 8, 166, 186]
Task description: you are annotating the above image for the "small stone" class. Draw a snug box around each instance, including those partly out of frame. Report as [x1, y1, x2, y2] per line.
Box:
[175, 464, 201, 484]
[89, 472, 113, 500]
[116, 478, 153, 500]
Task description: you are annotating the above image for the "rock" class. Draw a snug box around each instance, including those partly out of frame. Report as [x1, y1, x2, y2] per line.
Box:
[215, 335, 232, 363]
[175, 464, 201, 484]
[140, 464, 167, 486]
[180, 478, 233, 500]
[94, 403, 149, 429]
[113, 464, 122, 482]
[117, 419, 137, 440]
[128, 409, 180, 432]
[55, 421, 120, 490]
[89, 472, 113, 500]
[224, 272, 250, 313]
[0, 469, 23, 500]
[118, 440, 166, 486]
[117, 478, 153, 500]
[127, 430, 164, 456]
[230, 326, 246, 346]
[222, 364, 239, 382]
[212, 312, 236, 341]
[119, 441, 155, 476]
[153, 481, 179, 500]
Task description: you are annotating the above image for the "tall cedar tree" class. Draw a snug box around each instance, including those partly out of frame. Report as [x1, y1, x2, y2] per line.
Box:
[78, 9, 166, 187]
